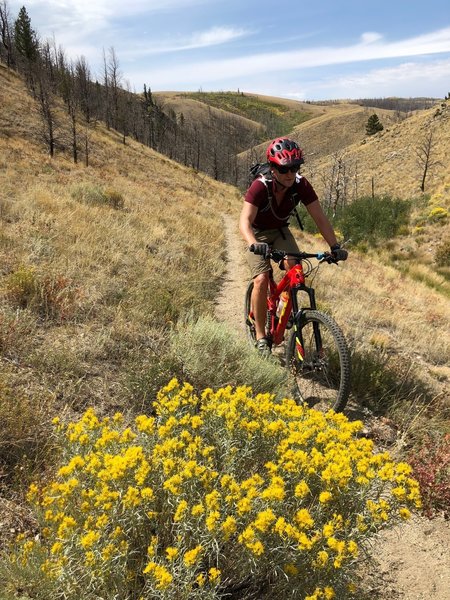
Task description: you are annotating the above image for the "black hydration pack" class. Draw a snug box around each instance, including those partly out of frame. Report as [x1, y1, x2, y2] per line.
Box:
[248, 162, 304, 230]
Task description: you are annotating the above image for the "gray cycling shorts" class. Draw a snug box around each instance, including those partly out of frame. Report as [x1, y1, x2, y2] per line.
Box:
[246, 227, 300, 278]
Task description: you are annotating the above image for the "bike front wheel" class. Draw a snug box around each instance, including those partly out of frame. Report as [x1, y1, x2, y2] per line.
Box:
[286, 309, 351, 412]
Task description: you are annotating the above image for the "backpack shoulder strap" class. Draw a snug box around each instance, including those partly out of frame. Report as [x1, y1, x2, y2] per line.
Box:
[291, 175, 304, 230]
[256, 174, 273, 213]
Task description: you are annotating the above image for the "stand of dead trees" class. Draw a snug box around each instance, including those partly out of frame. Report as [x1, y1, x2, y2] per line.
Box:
[0, 2, 260, 184]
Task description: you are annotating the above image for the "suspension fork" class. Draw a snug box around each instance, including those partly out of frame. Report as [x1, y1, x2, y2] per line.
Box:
[291, 284, 322, 360]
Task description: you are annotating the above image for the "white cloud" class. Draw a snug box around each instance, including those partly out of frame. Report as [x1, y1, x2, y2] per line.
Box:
[120, 26, 250, 59]
[360, 32, 383, 44]
[11, 0, 210, 38]
[100, 27, 250, 62]
[340, 59, 450, 87]
[342, 58, 450, 93]
[134, 26, 450, 88]
[282, 58, 450, 100]
[191, 26, 248, 47]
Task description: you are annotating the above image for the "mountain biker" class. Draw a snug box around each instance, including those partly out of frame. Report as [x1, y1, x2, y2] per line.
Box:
[239, 137, 348, 355]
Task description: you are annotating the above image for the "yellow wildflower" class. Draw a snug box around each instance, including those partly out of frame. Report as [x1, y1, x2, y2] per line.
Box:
[143, 561, 173, 589]
[50, 542, 63, 555]
[253, 509, 276, 533]
[173, 500, 188, 522]
[206, 510, 220, 531]
[184, 545, 203, 567]
[208, 567, 221, 582]
[80, 530, 100, 549]
[399, 507, 411, 520]
[294, 481, 310, 498]
[165, 546, 179, 561]
[295, 508, 314, 529]
[319, 491, 332, 503]
[191, 503, 205, 516]
[221, 515, 237, 540]
[261, 476, 285, 501]
[284, 563, 299, 576]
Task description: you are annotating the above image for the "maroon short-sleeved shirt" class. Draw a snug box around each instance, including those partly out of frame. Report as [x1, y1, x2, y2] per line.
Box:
[244, 175, 318, 230]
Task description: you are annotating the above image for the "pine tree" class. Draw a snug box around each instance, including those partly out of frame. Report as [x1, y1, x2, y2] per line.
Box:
[14, 5, 38, 61]
[365, 113, 384, 136]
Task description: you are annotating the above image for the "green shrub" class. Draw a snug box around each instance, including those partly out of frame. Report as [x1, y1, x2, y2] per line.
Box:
[0, 381, 53, 488]
[334, 195, 411, 245]
[365, 114, 383, 136]
[124, 346, 184, 409]
[70, 184, 125, 210]
[350, 347, 430, 415]
[434, 238, 450, 267]
[169, 316, 287, 395]
[4, 265, 37, 309]
[1, 381, 421, 599]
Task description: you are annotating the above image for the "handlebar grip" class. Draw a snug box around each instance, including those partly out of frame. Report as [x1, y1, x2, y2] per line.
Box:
[249, 244, 255, 253]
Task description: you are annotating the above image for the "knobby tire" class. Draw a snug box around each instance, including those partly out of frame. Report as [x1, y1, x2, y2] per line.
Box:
[286, 309, 351, 412]
[244, 280, 257, 345]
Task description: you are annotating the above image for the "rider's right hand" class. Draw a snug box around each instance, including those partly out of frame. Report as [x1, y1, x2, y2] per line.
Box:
[250, 243, 270, 259]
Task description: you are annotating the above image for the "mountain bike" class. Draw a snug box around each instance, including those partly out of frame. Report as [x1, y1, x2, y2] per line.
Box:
[244, 247, 351, 412]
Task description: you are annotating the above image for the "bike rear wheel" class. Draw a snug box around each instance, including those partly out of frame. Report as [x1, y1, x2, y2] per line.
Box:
[286, 309, 351, 412]
[244, 280, 272, 347]
[244, 280, 257, 345]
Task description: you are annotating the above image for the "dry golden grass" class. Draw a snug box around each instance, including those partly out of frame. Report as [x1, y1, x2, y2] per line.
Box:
[0, 65, 241, 422]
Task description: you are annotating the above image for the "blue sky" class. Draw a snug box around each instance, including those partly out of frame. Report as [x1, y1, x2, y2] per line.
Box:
[9, 0, 450, 100]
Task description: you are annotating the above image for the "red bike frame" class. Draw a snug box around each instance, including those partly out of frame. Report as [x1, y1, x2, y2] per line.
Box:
[267, 262, 306, 346]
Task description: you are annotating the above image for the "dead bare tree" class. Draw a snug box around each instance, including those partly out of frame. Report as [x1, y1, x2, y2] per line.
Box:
[0, 0, 14, 68]
[415, 126, 439, 193]
[319, 152, 357, 216]
[106, 47, 122, 131]
[35, 66, 58, 157]
[102, 48, 111, 129]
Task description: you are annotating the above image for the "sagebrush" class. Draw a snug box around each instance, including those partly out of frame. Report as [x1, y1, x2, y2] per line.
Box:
[1, 381, 421, 600]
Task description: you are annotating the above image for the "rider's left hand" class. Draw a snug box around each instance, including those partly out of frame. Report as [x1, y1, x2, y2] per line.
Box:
[330, 244, 348, 262]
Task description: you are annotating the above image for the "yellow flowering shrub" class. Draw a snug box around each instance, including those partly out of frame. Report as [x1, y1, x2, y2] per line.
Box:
[5, 380, 421, 599]
[427, 206, 449, 222]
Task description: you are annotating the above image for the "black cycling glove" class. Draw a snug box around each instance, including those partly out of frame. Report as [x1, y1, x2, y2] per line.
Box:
[330, 243, 348, 262]
[250, 243, 270, 259]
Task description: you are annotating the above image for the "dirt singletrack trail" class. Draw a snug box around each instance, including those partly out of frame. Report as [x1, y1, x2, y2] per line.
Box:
[214, 213, 450, 600]
[214, 214, 249, 339]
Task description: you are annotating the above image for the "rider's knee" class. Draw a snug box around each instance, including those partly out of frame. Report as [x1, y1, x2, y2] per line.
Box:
[285, 258, 297, 269]
[253, 272, 269, 291]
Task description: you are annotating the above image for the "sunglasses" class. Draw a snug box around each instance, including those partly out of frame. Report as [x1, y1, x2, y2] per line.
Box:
[275, 164, 299, 174]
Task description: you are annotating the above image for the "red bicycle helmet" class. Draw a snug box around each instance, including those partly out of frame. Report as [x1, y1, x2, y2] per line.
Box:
[266, 137, 304, 167]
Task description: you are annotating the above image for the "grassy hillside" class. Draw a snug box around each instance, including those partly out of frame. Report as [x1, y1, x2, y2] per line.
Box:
[303, 102, 450, 200]
[0, 64, 242, 492]
[155, 90, 317, 145]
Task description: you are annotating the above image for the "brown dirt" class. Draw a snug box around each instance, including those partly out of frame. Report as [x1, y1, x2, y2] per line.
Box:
[215, 213, 450, 600]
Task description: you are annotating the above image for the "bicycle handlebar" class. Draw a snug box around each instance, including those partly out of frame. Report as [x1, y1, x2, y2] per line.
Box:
[249, 245, 338, 264]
